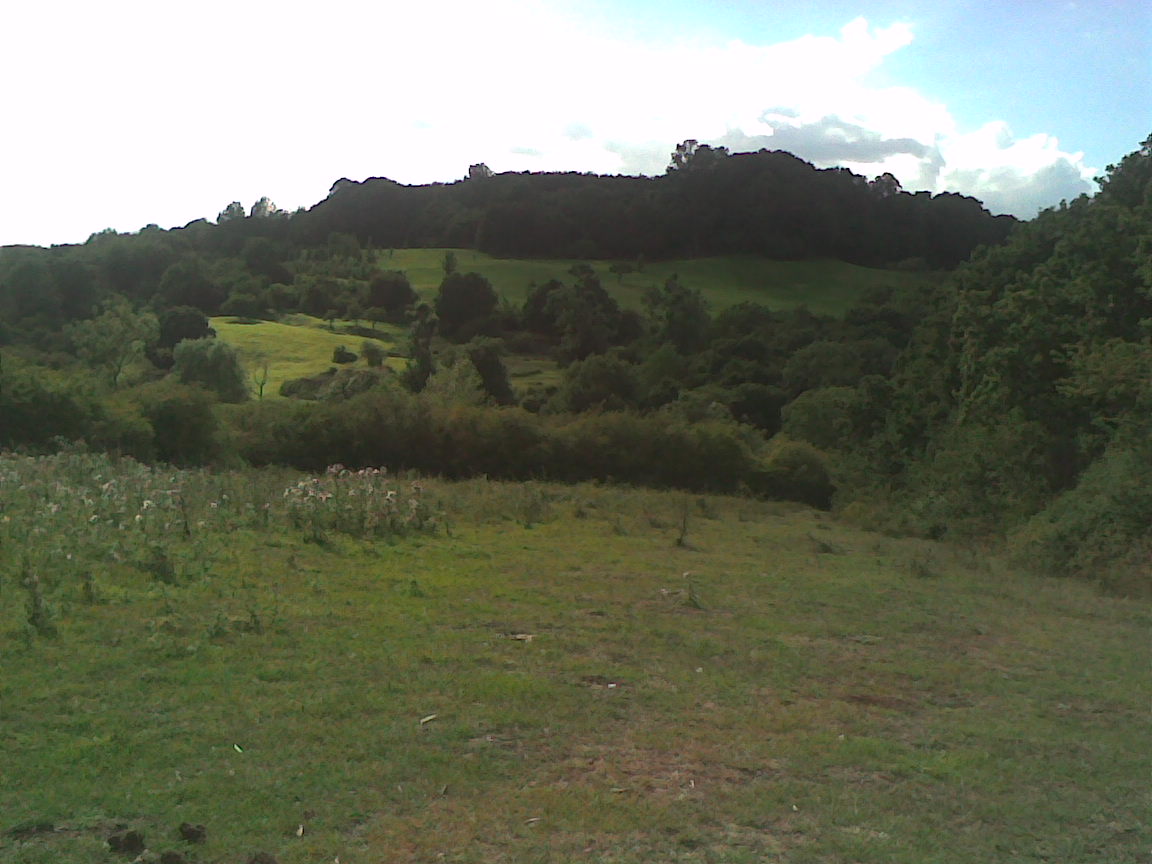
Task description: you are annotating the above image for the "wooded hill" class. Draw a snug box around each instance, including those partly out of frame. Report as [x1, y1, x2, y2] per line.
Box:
[301, 147, 1015, 267]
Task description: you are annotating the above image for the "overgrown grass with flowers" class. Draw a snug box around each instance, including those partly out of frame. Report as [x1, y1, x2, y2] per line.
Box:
[0, 448, 439, 637]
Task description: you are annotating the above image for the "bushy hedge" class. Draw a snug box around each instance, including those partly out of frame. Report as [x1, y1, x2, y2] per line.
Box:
[231, 389, 834, 505]
[1009, 439, 1152, 591]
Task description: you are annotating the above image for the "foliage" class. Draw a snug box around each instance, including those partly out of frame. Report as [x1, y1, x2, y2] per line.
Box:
[332, 345, 358, 364]
[361, 340, 386, 368]
[364, 270, 417, 317]
[780, 386, 865, 451]
[173, 338, 250, 402]
[157, 306, 212, 351]
[642, 275, 711, 354]
[128, 380, 225, 465]
[67, 295, 158, 388]
[0, 353, 101, 447]
[759, 438, 835, 509]
[1009, 436, 1152, 587]
[434, 271, 497, 341]
[551, 352, 638, 412]
[464, 337, 515, 405]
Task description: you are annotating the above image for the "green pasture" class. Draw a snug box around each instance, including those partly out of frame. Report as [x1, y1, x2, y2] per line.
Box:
[210, 315, 407, 398]
[2, 453, 1147, 863]
[382, 248, 940, 316]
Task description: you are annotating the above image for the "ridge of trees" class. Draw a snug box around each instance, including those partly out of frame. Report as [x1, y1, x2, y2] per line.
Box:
[302, 147, 1014, 268]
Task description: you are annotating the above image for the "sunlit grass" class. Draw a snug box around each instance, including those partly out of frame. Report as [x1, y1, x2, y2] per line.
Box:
[210, 315, 406, 398]
[2, 455, 1147, 863]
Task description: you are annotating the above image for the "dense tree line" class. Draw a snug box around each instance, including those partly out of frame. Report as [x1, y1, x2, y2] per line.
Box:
[301, 148, 1014, 267]
[799, 135, 1152, 586]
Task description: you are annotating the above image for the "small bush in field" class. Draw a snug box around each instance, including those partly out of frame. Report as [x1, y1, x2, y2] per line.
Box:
[760, 439, 835, 509]
[332, 345, 358, 364]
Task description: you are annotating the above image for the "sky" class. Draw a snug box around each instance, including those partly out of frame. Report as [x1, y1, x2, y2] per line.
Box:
[1, 0, 1148, 248]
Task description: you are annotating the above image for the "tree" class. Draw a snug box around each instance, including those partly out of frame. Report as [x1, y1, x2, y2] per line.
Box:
[173, 338, 249, 402]
[361, 341, 386, 368]
[158, 257, 226, 313]
[68, 295, 158, 387]
[253, 355, 272, 399]
[435, 272, 498, 341]
[552, 352, 638, 412]
[642, 276, 710, 354]
[364, 270, 417, 315]
[152, 306, 211, 368]
[217, 201, 246, 223]
[465, 337, 514, 405]
[667, 139, 730, 173]
[402, 304, 437, 392]
[249, 197, 282, 218]
[869, 172, 903, 199]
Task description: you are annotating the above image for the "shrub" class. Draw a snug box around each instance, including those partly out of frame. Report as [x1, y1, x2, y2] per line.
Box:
[129, 381, 225, 466]
[435, 272, 498, 342]
[173, 338, 249, 403]
[780, 386, 862, 450]
[1009, 439, 1152, 589]
[332, 345, 358, 364]
[361, 341, 386, 368]
[759, 439, 835, 509]
[0, 354, 98, 447]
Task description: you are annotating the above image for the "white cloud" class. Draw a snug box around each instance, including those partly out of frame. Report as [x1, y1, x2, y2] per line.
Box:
[0, 4, 1097, 246]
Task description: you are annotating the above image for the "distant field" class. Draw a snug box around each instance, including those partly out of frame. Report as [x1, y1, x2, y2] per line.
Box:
[383, 249, 941, 317]
[212, 254, 939, 398]
[3, 453, 1148, 864]
[211, 315, 407, 398]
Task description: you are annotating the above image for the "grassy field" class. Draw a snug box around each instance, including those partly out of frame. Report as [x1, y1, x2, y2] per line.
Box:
[3, 452, 1148, 863]
[212, 251, 938, 400]
[210, 315, 408, 398]
[383, 249, 940, 317]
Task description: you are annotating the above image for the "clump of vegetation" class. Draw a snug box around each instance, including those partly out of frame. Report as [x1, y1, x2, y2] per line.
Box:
[332, 345, 358, 364]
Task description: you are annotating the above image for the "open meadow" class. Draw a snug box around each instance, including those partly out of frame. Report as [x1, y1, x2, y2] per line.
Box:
[2, 451, 1148, 863]
[208, 316, 407, 399]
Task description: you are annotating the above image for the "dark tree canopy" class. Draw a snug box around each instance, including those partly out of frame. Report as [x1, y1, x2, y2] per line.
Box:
[435, 272, 498, 341]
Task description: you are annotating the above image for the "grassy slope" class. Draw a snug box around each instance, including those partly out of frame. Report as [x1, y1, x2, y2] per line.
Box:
[3, 475, 1147, 864]
[210, 315, 407, 398]
[213, 252, 939, 398]
[385, 249, 941, 317]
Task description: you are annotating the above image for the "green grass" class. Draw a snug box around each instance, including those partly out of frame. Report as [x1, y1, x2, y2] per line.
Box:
[210, 315, 407, 398]
[383, 249, 941, 317]
[211, 252, 939, 400]
[2, 453, 1148, 863]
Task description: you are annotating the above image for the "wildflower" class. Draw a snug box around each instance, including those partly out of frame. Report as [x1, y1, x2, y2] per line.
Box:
[142, 500, 155, 510]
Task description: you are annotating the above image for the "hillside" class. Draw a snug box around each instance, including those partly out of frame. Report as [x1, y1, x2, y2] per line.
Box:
[384, 249, 940, 316]
[299, 148, 1015, 268]
[2, 452, 1147, 863]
